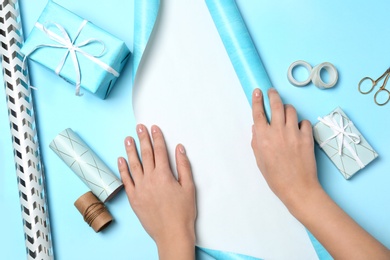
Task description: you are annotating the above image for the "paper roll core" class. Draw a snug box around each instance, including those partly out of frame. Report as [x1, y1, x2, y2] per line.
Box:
[74, 191, 113, 232]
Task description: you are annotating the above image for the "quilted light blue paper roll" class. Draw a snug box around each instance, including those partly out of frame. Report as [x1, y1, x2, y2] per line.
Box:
[50, 128, 123, 202]
[205, 0, 272, 120]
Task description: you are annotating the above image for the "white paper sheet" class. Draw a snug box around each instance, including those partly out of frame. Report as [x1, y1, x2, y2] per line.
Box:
[133, 0, 318, 258]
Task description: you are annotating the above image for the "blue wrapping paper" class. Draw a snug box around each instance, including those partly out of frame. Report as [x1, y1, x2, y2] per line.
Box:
[204, 2, 331, 258]
[132, 0, 159, 82]
[21, 1, 130, 99]
[132, 0, 331, 259]
[196, 247, 262, 260]
[205, 0, 272, 120]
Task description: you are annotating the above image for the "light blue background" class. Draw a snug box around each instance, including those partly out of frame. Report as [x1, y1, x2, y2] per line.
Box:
[0, 0, 389, 259]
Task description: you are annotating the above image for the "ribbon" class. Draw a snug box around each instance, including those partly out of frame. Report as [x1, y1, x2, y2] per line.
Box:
[23, 20, 119, 96]
[318, 111, 365, 168]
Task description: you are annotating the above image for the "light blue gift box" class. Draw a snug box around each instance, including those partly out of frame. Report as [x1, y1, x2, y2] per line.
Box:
[313, 107, 378, 179]
[21, 1, 130, 99]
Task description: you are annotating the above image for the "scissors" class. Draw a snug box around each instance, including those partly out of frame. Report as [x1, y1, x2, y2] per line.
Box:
[358, 68, 390, 106]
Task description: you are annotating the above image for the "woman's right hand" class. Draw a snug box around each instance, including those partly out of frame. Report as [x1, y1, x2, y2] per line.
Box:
[250, 88, 321, 211]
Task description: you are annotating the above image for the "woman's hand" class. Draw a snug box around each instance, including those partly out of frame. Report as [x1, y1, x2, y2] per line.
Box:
[251, 88, 390, 259]
[118, 124, 196, 260]
[251, 88, 321, 210]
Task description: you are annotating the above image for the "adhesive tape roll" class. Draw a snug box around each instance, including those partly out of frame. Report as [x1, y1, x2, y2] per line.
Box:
[311, 62, 338, 89]
[287, 60, 312, 87]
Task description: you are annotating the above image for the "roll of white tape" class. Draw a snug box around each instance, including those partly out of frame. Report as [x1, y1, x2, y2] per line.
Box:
[287, 60, 338, 89]
[311, 62, 338, 89]
[287, 60, 312, 87]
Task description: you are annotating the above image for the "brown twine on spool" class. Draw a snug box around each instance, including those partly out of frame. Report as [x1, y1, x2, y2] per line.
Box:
[74, 191, 113, 232]
[83, 202, 106, 226]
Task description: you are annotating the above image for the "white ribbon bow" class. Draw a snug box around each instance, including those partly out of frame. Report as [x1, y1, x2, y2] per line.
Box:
[23, 20, 119, 96]
[318, 111, 365, 169]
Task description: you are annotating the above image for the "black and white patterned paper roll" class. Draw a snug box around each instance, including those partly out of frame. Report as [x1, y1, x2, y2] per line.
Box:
[50, 128, 123, 202]
[0, 1, 54, 259]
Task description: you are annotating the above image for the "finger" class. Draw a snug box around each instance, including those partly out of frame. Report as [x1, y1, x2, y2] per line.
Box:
[268, 88, 285, 126]
[175, 144, 194, 189]
[251, 125, 259, 154]
[252, 88, 268, 129]
[137, 124, 155, 173]
[117, 157, 135, 198]
[124, 136, 143, 185]
[299, 120, 313, 136]
[151, 125, 170, 169]
[285, 104, 298, 129]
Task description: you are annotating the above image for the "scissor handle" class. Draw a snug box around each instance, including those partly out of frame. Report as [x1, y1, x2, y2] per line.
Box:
[358, 77, 376, 94]
[374, 88, 390, 106]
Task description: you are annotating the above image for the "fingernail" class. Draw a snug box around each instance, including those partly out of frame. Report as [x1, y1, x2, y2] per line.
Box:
[269, 88, 277, 93]
[125, 137, 132, 147]
[151, 125, 158, 134]
[118, 157, 124, 165]
[254, 88, 261, 98]
[137, 124, 143, 134]
[178, 144, 186, 154]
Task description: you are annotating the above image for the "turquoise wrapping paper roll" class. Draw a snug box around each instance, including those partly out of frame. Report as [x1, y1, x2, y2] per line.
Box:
[205, 0, 272, 120]
[133, 0, 160, 81]
[203, 2, 331, 259]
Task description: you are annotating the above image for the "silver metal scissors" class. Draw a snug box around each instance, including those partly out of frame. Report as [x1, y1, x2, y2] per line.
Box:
[358, 68, 390, 106]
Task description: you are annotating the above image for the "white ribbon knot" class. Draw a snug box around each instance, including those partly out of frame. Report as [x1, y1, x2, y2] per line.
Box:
[23, 20, 119, 96]
[318, 111, 365, 169]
